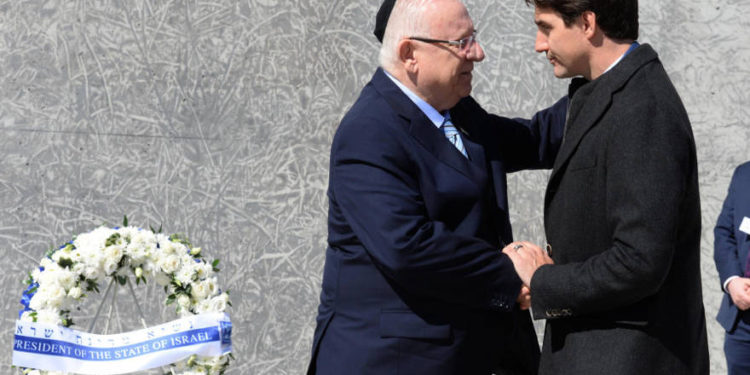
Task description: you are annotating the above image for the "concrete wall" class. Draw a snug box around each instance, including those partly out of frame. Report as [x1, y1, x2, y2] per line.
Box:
[1, 1, 748, 373]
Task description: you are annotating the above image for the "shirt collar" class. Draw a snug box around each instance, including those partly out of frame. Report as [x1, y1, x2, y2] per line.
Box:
[603, 41, 640, 74]
[383, 69, 447, 128]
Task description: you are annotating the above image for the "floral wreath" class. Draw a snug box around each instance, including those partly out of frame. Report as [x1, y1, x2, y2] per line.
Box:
[18, 218, 233, 375]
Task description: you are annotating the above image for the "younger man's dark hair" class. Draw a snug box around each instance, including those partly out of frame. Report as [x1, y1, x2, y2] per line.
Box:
[525, 0, 638, 40]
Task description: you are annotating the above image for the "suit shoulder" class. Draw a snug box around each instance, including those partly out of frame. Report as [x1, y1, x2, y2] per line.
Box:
[335, 85, 404, 139]
[331, 85, 411, 159]
[733, 161, 750, 179]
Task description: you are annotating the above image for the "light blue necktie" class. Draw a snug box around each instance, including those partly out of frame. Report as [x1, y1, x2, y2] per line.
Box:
[442, 115, 468, 158]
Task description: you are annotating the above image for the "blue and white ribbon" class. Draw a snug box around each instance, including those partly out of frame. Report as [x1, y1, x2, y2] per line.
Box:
[13, 313, 232, 374]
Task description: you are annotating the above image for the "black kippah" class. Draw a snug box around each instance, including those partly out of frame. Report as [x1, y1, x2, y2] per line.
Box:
[374, 0, 396, 43]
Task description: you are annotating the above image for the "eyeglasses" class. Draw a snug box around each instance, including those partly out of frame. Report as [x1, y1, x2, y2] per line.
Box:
[408, 31, 477, 51]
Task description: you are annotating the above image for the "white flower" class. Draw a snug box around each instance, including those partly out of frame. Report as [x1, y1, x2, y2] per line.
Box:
[104, 244, 124, 264]
[190, 278, 217, 300]
[35, 309, 62, 325]
[159, 239, 184, 257]
[127, 230, 156, 263]
[68, 286, 83, 299]
[30, 284, 66, 310]
[175, 265, 196, 286]
[158, 254, 181, 274]
[29, 293, 44, 311]
[193, 354, 229, 374]
[206, 293, 229, 312]
[103, 259, 119, 276]
[31, 267, 43, 281]
[39, 257, 56, 270]
[117, 226, 140, 242]
[56, 269, 76, 291]
[74, 227, 115, 251]
[194, 299, 212, 314]
[194, 262, 213, 279]
[82, 264, 104, 281]
[177, 294, 192, 310]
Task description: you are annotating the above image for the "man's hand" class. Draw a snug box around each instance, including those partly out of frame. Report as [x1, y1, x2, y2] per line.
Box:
[502, 241, 554, 287]
[517, 285, 531, 310]
[727, 277, 750, 311]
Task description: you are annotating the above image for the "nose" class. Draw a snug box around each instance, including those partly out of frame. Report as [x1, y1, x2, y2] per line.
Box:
[534, 31, 548, 54]
[467, 40, 485, 62]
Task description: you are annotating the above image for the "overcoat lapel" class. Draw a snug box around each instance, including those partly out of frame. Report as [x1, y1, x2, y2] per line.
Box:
[547, 44, 660, 186]
[548, 79, 608, 178]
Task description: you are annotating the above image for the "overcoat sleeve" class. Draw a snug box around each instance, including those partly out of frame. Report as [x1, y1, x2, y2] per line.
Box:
[530, 97, 698, 318]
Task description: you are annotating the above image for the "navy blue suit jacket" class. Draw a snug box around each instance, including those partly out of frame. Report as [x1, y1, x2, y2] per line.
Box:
[715, 161, 750, 332]
[309, 68, 567, 374]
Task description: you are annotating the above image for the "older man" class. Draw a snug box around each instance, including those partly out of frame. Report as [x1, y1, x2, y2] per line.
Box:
[307, 0, 567, 373]
[503, 0, 709, 374]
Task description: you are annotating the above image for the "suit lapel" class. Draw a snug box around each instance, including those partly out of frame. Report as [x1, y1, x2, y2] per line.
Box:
[372, 68, 487, 183]
[406, 114, 487, 182]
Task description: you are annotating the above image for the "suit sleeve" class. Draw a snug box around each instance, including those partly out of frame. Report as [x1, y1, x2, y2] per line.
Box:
[714, 168, 742, 287]
[329, 111, 522, 312]
[456, 96, 568, 172]
[530, 100, 696, 318]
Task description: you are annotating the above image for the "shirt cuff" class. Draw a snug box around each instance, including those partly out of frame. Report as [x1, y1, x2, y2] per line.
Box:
[724, 275, 741, 292]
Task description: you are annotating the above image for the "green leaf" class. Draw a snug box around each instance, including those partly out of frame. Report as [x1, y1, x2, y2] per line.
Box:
[168, 233, 192, 247]
[116, 275, 127, 285]
[166, 294, 176, 305]
[58, 257, 73, 269]
[86, 279, 100, 293]
[123, 215, 128, 227]
[105, 233, 121, 247]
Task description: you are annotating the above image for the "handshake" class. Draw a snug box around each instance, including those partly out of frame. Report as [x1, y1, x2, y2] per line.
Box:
[501, 242, 554, 310]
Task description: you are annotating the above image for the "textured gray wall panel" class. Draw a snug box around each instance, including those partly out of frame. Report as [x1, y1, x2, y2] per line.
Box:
[1, 1, 747, 373]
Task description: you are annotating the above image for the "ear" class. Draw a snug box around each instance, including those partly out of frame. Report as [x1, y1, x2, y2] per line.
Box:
[398, 39, 418, 73]
[580, 10, 597, 40]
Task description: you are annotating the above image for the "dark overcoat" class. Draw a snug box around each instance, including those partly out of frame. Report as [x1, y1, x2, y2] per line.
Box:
[308, 68, 567, 374]
[530, 44, 710, 374]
